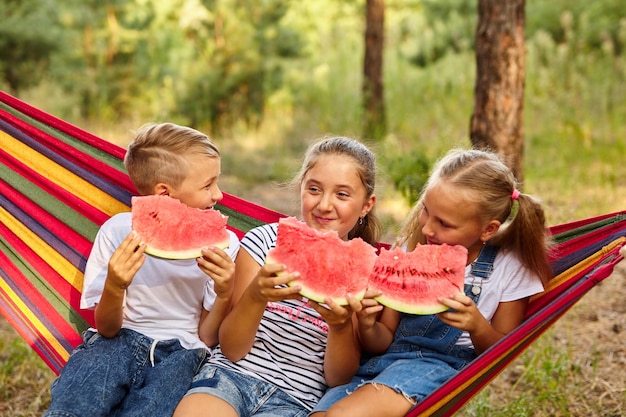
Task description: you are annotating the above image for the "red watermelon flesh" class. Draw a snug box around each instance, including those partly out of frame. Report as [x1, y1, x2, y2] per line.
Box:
[266, 216, 377, 305]
[369, 245, 468, 314]
[131, 195, 230, 259]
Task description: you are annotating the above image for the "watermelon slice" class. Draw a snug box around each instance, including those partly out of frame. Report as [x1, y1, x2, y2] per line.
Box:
[369, 245, 468, 314]
[266, 216, 378, 305]
[131, 195, 230, 259]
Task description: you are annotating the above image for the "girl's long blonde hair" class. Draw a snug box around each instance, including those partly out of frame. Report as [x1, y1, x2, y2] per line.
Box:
[396, 148, 554, 285]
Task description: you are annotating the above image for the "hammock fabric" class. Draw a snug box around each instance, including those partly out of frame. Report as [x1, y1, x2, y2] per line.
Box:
[1, 90, 624, 416]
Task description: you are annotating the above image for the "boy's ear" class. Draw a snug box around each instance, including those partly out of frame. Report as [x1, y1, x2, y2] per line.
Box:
[153, 183, 170, 196]
[481, 220, 501, 243]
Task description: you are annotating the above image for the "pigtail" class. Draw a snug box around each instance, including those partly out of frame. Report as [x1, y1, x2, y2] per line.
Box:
[490, 192, 555, 285]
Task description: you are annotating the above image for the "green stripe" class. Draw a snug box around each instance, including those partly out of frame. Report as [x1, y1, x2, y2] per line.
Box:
[552, 213, 626, 243]
[0, 235, 90, 335]
[2, 168, 100, 240]
[217, 204, 269, 234]
[0, 101, 126, 172]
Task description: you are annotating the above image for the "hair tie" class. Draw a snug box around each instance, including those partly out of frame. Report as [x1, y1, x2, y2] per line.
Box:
[505, 189, 521, 224]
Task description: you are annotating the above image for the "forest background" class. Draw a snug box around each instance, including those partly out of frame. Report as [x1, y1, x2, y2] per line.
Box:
[1, 0, 625, 416]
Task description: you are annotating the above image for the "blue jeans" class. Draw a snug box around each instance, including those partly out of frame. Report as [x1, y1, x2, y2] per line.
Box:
[312, 288, 478, 414]
[44, 328, 206, 417]
[185, 364, 309, 417]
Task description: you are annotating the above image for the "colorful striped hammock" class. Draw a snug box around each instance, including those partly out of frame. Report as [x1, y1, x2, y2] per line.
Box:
[1, 90, 624, 416]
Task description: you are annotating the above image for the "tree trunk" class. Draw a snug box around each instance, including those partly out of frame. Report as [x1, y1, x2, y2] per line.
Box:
[470, 0, 526, 183]
[363, 0, 386, 140]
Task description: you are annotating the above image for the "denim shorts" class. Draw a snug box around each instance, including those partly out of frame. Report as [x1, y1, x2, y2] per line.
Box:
[186, 364, 309, 417]
[311, 347, 475, 414]
[44, 328, 206, 417]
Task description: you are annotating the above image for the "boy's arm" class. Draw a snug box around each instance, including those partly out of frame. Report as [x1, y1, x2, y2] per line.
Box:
[197, 247, 236, 347]
[95, 233, 145, 338]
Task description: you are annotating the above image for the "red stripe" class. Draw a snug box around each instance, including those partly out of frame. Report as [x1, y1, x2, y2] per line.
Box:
[0, 91, 127, 160]
[527, 246, 624, 317]
[0, 108, 134, 192]
[0, 149, 111, 228]
[0, 293, 67, 375]
[407, 245, 624, 417]
[549, 217, 625, 262]
[220, 193, 285, 224]
[0, 181, 94, 259]
[0, 221, 94, 327]
[549, 211, 621, 236]
[0, 251, 83, 372]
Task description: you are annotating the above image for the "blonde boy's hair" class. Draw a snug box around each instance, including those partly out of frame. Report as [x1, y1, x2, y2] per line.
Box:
[124, 123, 220, 195]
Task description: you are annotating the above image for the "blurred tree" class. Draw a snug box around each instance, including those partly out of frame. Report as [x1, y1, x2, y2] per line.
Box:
[363, 0, 386, 140]
[470, 0, 526, 182]
[180, 0, 304, 130]
[0, 0, 60, 95]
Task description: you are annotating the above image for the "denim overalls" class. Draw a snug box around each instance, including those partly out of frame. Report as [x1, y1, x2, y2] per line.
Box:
[311, 245, 499, 412]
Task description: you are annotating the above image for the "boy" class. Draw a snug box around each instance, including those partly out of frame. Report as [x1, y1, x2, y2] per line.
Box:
[44, 123, 239, 417]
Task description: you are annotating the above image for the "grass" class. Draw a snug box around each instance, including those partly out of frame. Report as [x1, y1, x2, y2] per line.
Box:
[0, 319, 53, 416]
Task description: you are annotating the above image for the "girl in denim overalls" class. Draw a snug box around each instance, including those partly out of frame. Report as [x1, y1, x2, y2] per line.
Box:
[311, 149, 554, 417]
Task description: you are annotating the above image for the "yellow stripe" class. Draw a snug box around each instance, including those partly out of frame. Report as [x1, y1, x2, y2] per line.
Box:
[1, 131, 129, 216]
[0, 278, 71, 362]
[531, 237, 625, 302]
[419, 240, 626, 416]
[0, 205, 84, 292]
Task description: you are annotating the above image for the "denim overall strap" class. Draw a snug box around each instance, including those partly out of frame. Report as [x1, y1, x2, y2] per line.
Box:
[465, 244, 499, 303]
[388, 244, 500, 359]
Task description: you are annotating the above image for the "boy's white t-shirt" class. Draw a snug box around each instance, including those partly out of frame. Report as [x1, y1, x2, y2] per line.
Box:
[80, 212, 240, 350]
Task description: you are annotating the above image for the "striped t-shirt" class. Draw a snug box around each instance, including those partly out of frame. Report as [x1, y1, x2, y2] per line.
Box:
[207, 223, 329, 410]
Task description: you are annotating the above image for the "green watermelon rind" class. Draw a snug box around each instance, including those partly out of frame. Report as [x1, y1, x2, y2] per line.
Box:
[265, 253, 368, 306]
[265, 216, 375, 305]
[369, 244, 468, 315]
[144, 238, 230, 260]
[373, 294, 451, 315]
[289, 280, 367, 306]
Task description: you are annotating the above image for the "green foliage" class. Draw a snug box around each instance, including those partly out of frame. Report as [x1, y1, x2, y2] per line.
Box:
[527, 0, 626, 55]
[0, 0, 61, 94]
[381, 148, 431, 206]
[402, 0, 476, 67]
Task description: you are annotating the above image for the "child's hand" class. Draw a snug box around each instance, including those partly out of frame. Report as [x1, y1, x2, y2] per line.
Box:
[436, 292, 488, 333]
[307, 295, 355, 330]
[248, 263, 302, 303]
[106, 233, 146, 290]
[353, 288, 384, 331]
[197, 247, 236, 299]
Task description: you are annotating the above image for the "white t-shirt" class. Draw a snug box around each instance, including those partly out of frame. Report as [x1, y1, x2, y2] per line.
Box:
[80, 212, 240, 350]
[208, 223, 329, 411]
[456, 248, 544, 347]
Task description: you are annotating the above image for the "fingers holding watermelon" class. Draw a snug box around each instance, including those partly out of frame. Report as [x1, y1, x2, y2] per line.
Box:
[107, 233, 147, 290]
[436, 292, 484, 332]
[197, 247, 236, 299]
[306, 296, 354, 329]
[248, 263, 303, 303]
[353, 288, 384, 329]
